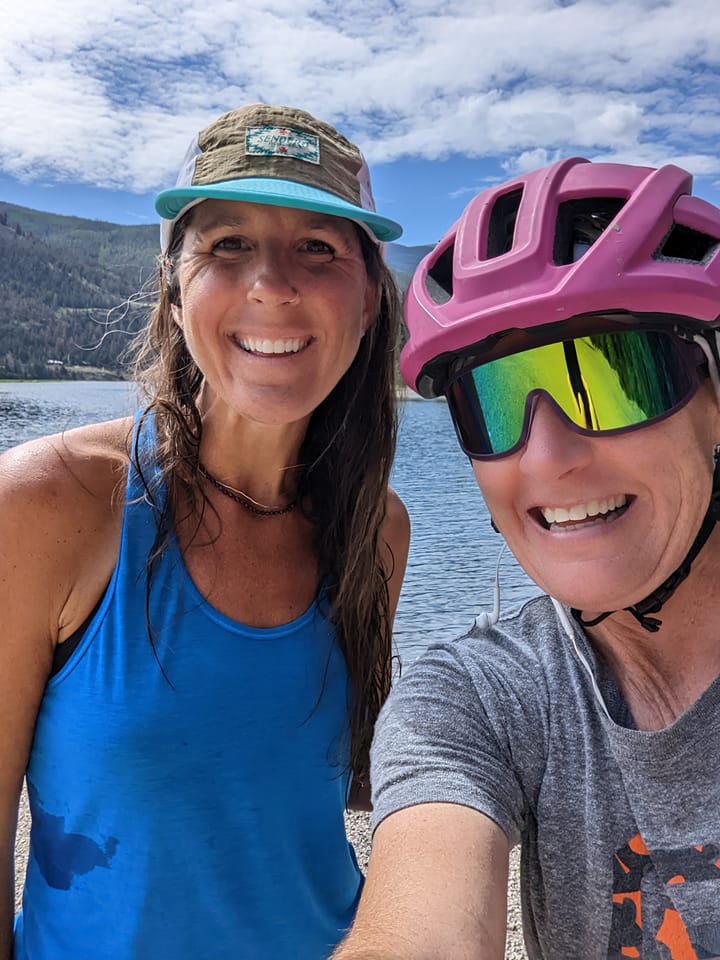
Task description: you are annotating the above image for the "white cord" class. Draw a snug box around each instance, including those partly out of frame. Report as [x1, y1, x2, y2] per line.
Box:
[550, 597, 612, 721]
[475, 551, 614, 720]
[474, 542, 507, 629]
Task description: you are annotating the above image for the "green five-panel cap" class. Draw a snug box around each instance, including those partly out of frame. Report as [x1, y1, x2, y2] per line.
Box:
[155, 103, 403, 251]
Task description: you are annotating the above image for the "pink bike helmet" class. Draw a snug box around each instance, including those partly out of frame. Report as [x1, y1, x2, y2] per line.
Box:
[402, 156, 720, 397]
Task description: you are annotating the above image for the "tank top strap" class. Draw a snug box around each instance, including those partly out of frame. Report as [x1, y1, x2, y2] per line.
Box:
[126, 409, 166, 510]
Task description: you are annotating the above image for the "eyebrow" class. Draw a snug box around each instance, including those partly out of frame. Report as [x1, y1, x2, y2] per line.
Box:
[194, 212, 353, 236]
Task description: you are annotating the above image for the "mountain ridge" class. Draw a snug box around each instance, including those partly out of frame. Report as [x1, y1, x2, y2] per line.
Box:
[0, 200, 431, 380]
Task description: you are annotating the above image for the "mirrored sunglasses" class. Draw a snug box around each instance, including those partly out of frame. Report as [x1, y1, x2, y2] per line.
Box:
[446, 327, 703, 460]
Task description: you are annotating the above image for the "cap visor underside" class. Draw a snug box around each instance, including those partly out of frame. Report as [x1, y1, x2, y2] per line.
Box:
[155, 177, 403, 242]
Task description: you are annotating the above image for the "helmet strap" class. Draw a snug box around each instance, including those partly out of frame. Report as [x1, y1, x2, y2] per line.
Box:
[572, 448, 720, 634]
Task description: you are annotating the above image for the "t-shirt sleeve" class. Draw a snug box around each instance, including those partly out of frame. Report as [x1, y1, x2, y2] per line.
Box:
[370, 634, 549, 846]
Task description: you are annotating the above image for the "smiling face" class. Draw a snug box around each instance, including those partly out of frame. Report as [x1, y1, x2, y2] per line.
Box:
[471, 381, 720, 615]
[170, 198, 376, 428]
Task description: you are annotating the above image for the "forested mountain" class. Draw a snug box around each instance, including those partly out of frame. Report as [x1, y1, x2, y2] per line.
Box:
[0, 201, 431, 380]
[0, 203, 158, 378]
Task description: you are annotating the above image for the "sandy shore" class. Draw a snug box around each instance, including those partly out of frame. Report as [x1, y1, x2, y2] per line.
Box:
[14, 795, 527, 958]
[14, 790, 30, 914]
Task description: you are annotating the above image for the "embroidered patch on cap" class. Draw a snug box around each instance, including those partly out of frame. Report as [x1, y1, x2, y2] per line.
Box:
[245, 126, 320, 164]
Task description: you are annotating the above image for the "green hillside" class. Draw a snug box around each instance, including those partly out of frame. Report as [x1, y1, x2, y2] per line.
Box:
[0, 203, 158, 379]
[0, 202, 430, 380]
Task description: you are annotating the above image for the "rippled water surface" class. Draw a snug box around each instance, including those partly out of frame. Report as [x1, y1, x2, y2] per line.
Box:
[390, 400, 540, 662]
[0, 380, 138, 450]
[0, 381, 541, 663]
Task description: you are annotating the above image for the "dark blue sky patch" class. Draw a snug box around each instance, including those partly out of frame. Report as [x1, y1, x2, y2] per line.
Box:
[27, 782, 119, 891]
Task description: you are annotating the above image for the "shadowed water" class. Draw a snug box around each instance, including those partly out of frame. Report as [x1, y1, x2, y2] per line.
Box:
[0, 381, 541, 664]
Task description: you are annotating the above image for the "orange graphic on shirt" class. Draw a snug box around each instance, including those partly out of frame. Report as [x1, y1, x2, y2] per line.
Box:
[608, 833, 720, 959]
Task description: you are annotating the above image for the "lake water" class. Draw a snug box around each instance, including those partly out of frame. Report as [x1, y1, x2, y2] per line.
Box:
[0, 380, 541, 663]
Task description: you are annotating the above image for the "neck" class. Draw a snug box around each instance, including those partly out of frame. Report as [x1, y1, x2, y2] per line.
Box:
[584, 536, 720, 729]
[198, 405, 308, 505]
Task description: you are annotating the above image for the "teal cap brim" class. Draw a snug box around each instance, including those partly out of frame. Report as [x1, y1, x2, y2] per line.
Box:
[155, 177, 403, 248]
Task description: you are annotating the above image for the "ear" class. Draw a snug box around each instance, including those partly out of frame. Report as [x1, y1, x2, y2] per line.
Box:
[171, 302, 183, 329]
[361, 278, 380, 333]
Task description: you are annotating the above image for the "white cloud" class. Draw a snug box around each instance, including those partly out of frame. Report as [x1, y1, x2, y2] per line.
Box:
[502, 149, 560, 175]
[1, 0, 719, 190]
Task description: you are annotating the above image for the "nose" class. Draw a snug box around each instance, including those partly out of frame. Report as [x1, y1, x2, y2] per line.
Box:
[245, 249, 299, 307]
[518, 394, 594, 479]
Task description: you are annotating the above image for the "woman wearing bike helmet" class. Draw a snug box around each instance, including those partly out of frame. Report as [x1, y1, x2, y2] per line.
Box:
[334, 158, 720, 959]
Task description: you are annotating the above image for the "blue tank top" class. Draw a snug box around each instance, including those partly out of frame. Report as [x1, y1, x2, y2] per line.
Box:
[15, 425, 362, 959]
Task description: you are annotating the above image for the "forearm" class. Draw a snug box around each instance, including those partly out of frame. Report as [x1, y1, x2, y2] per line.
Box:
[334, 916, 502, 960]
[333, 930, 416, 959]
[333, 805, 509, 960]
[0, 866, 13, 960]
[333, 943, 400, 959]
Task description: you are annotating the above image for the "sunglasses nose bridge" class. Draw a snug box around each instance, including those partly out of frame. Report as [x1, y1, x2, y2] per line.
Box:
[521, 389, 589, 450]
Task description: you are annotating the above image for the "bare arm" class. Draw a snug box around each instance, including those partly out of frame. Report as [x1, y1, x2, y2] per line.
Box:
[382, 486, 411, 628]
[348, 488, 410, 812]
[0, 458, 58, 956]
[0, 425, 127, 957]
[334, 803, 509, 959]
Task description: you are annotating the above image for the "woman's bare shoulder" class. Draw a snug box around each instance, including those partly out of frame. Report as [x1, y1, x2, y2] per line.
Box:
[0, 416, 134, 506]
[382, 487, 411, 621]
[384, 486, 411, 543]
[0, 417, 134, 574]
[0, 417, 136, 641]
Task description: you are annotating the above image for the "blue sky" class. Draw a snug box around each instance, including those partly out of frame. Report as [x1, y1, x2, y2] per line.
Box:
[1, 0, 719, 248]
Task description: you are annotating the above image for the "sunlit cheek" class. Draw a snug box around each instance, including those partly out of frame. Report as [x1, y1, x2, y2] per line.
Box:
[470, 463, 510, 509]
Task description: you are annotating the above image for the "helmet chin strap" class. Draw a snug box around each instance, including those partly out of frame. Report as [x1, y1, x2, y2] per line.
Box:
[572, 450, 720, 633]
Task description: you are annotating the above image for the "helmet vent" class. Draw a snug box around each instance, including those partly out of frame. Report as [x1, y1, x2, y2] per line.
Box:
[554, 197, 625, 265]
[487, 188, 523, 259]
[425, 244, 454, 304]
[654, 223, 720, 263]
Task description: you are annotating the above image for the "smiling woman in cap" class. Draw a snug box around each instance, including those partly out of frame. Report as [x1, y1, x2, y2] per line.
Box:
[1, 103, 409, 960]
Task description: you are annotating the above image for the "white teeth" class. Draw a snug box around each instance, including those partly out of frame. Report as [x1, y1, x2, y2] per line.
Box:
[541, 494, 627, 526]
[238, 337, 307, 354]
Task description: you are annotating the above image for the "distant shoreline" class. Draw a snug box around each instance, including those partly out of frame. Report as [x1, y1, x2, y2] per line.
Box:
[397, 386, 445, 402]
[0, 379, 444, 396]
[0, 368, 126, 383]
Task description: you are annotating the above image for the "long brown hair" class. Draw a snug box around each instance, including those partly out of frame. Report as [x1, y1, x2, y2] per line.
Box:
[130, 211, 402, 780]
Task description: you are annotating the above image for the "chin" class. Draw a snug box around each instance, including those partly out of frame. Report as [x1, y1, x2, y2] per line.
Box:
[527, 552, 659, 610]
[537, 577, 640, 614]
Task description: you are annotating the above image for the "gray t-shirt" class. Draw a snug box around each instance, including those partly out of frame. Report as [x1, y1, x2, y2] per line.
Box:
[372, 595, 720, 958]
